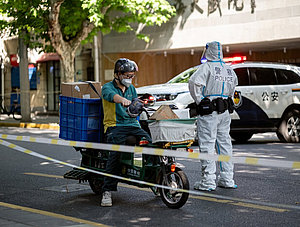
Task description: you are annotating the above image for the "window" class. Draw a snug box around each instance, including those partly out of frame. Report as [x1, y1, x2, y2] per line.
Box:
[249, 67, 277, 85]
[275, 69, 300, 84]
[233, 67, 250, 86]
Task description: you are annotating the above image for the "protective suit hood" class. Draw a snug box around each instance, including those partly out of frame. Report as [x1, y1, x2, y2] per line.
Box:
[203, 41, 223, 61]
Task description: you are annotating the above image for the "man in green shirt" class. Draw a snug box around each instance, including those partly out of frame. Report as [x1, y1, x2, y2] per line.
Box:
[101, 58, 151, 207]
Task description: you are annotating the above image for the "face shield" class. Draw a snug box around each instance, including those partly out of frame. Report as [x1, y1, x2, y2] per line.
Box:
[200, 44, 209, 64]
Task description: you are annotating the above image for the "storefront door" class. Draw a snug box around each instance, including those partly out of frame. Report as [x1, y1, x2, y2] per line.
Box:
[46, 61, 60, 111]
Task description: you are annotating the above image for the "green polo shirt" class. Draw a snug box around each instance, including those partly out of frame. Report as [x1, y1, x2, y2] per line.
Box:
[102, 80, 140, 132]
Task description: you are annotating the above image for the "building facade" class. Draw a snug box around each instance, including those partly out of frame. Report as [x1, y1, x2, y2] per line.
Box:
[101, 0, 300, 87]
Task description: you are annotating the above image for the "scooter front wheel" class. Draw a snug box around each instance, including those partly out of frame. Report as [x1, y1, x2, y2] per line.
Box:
[159, 169, 189, 209]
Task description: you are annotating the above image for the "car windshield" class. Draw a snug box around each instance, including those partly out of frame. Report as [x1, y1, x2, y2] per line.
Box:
[294, 66, 300, 75]
[167, 67, 198, 83]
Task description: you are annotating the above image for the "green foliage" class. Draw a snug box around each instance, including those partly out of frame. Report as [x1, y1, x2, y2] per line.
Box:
[60, 1, 90, 41]
[0, 0, 176, 52]
[0, 0, 51, 49]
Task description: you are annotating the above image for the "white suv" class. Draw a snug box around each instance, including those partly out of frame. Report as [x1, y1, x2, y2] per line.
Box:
[136, 62, 300, 143]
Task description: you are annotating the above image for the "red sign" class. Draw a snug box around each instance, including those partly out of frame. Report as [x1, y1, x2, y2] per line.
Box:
[10, 54, 19, 67]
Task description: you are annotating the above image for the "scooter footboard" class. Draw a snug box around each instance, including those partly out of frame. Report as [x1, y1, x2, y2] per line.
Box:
[63, 168, 90, 181]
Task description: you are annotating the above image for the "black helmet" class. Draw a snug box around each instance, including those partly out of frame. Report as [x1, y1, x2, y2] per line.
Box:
[114, 58, 138, 74]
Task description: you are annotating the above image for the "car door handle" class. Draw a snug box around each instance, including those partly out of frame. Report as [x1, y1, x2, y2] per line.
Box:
[244, 91, 253, 95]
[279, 89, 288, 94]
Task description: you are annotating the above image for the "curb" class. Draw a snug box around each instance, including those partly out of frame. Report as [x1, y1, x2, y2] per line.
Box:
[0, 122, 59, 130]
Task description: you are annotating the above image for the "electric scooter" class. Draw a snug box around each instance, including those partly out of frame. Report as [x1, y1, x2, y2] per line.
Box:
[64, 99, 191, 209]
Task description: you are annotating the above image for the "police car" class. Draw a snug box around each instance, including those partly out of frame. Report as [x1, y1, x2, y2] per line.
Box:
[137, 61, 300, 143]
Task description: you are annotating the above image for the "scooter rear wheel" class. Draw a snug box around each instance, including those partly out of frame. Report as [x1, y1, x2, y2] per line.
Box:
[88, 178, 104, 195]
[159, 169, 189, 209]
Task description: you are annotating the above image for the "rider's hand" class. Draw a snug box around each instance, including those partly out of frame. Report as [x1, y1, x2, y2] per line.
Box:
[113, 94, 132, 107]
[121, 98, 131, 107]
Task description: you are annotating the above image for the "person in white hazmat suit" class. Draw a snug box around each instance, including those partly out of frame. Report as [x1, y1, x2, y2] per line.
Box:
[188, 41, 238, 191]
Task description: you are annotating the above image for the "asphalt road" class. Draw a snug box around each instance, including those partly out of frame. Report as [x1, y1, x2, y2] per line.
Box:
[0, 127, 299, 226]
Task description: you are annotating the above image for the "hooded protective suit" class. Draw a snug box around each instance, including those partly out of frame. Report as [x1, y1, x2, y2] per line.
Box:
[189, 41, 238, 190]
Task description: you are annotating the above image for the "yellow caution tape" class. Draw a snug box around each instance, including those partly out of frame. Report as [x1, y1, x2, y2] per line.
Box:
[0, 133, 299, 170]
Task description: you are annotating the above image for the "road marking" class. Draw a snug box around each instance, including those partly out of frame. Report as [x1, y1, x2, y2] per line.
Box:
[23, 173, 289, 213]
[230, 202, 287, 212]
[189, 196, 288, 212]
[0, 201, 109, 227]
[120, 183, 289, 213]
[24, 172, 63, 179]
[42, 184, 91, 193]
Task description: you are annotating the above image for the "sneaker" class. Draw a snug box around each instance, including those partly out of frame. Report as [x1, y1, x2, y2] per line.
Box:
[218, 184, 238, 189]
[194, 181, 215, 192]
[101, 191, 112, 207]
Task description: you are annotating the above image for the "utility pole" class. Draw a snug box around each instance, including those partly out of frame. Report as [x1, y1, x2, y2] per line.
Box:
[94, 35, 99, 82]
[94, 32, 102, 83]
[1, 58, 4, 105]
[18, 33, 31, 122]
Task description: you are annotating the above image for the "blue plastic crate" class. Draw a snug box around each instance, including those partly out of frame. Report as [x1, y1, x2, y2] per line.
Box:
[59, 96, 103, 142]
[67, 127, 75, 140]
[74, 129, 100, 142]
[60, 113, 68, 127]
[60, 113, 75, 128]
[59, 126, 68, 139]
[74, 98, 101, 116]
[59, 126, 75, 141]
[75, 115, 100, 130]
[60, 96, 74, 114]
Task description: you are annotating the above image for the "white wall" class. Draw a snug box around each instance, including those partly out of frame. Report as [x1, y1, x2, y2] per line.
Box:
[102, 0, 300, 53]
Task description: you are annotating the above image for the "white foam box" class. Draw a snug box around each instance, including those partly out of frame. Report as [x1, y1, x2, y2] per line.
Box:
[148, 118, 196, 143]
[140, 108, 190, 120]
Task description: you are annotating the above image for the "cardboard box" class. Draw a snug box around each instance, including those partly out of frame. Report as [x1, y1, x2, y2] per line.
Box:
[61, 81, 101, 99]
[149, 105, 179, 120]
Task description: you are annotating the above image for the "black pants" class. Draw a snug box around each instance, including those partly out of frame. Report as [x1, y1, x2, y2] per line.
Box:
[102, 126, 151, 191]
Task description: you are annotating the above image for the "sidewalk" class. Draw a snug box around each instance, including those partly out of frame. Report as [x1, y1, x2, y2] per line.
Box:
[0, 113, 59, 130]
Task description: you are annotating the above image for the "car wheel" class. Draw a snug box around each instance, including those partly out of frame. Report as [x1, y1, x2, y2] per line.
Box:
[230, 132, 253, 143]
[276, 109, 300, 143]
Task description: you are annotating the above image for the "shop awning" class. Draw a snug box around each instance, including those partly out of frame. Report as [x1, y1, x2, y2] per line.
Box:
[36, 53, 60, 63]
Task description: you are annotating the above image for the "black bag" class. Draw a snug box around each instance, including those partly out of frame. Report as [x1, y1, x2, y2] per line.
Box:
[227, 97, 234, 114]
[197, 98, 213, 116]
[213, 97, 227, 114]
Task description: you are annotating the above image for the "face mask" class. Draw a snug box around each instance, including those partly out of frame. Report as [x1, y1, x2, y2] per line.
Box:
[121, 78, 132, 88]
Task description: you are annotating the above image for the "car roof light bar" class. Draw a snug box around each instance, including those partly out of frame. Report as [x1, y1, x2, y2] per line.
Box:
[223, 56, 247, 63]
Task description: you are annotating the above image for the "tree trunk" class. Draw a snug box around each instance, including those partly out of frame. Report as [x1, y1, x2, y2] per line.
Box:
[60, 51, 76, 83]
[18, 34, 31, 122]
[48, 0, 95, 83]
